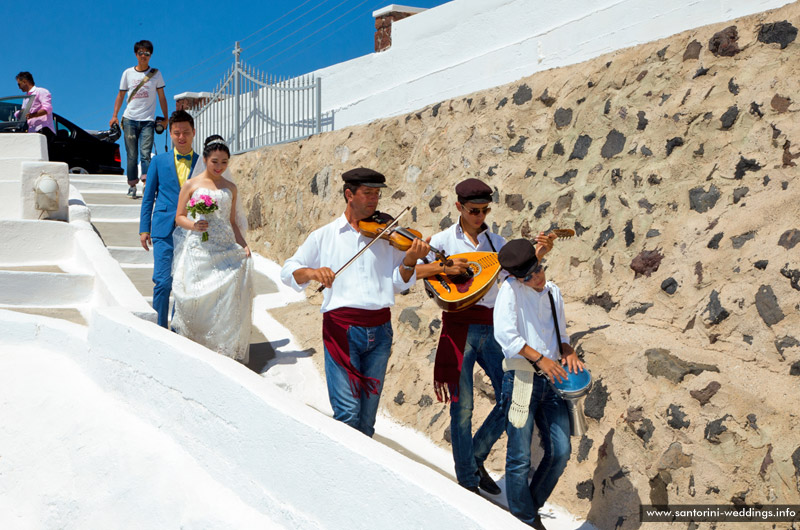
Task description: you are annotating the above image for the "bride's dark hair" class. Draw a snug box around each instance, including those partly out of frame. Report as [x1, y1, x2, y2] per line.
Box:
[203, 135, 230, 158]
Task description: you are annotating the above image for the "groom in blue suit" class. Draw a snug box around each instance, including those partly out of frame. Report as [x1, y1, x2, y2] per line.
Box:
[139, 110, 199, 327]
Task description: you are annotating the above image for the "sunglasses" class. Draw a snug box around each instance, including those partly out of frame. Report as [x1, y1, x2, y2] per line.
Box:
[523, 263, 546, 282]
[137, 51, 152, 57]
[464, 206, 491, 215]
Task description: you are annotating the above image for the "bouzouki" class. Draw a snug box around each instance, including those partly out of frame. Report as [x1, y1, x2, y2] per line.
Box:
[423, 229, 575, 312]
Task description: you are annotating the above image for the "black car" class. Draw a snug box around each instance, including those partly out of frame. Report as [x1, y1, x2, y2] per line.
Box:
[0, 95, 124, 175]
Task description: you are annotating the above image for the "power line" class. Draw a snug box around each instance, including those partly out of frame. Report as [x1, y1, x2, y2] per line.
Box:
[242, 0, 332, 53]
[247, 0, 353, 62]
[257, 0, 374, 70]
[169, 46, 232, 84]
[179, 1, 375, 94]
[239, 0, 317, 45]
[163, 0, 318, 84]
[268, 2, 382, 73]
[172, 54, 234, 93]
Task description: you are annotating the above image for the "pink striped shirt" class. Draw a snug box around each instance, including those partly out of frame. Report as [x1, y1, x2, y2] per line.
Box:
[25, 86, 55, 134]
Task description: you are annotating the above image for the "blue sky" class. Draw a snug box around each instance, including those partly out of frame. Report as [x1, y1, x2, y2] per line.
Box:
[6, 0, 447, 138]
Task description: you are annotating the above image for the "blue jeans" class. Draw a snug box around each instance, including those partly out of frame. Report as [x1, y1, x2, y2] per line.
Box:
[450, 324, 506, 488]
[324, 321, 393, 437]
[122, 118, 155, 184]
[502, 370, 571, 525]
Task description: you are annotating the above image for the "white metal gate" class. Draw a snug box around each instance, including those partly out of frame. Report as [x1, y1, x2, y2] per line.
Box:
[190, 42, 331, 155]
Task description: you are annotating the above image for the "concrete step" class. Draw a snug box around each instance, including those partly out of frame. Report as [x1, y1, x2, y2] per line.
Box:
[0, 306, 88, 326]
[92, 221, 141, 247]
[121, 265, 154, 297]
[0, 264, 66, 273]
[109, 246, 154, 265]
[0, 271, 94, 305]
[120, 264, 277, 297]
[81, 192, 143, 206]
[253, 269, 278, 296]
[70, 173, 131, 181]
[89, 203, 142, 221]
[71, 178, 135, 193]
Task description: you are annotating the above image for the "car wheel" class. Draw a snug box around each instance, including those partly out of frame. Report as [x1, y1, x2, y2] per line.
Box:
[70, 167, 89, 174]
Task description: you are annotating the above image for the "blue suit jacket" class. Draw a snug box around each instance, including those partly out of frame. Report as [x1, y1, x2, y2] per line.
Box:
[139, 150, 200, 239]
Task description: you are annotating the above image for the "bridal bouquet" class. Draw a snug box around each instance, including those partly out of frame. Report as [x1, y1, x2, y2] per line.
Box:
[187, 194, 218, 242]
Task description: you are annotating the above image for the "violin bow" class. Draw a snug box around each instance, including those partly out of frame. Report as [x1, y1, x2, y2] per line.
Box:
[316, 206, 411, 292]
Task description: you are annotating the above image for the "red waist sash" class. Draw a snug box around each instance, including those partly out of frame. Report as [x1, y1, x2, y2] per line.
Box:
[322, 307, 391, 398]
[433, 305, 494, 403]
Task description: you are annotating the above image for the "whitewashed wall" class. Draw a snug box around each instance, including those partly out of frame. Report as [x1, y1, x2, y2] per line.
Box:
[0, 134, 48, 219]
[192, 0, 791, 144]
[314, 0, 792, 129]
[0, 308, 526, 529]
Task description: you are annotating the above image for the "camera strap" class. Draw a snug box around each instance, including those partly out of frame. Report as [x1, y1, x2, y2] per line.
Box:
[128, 68, 158, 103]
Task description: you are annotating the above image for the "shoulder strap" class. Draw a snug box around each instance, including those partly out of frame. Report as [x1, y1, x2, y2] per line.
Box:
[128, 68, 159, 103]
[548, 289, 564, 359]
[486, 232, 497, 252]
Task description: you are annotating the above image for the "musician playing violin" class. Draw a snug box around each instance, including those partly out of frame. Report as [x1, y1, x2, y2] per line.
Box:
[414, 178, 555, 495]
[280, 167, 429, 437]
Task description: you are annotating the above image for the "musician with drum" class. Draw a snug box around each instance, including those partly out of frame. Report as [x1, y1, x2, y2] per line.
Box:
[415, 178, 555, 495]
[280, 168, 429, 437]
[493, 238, 585, 530]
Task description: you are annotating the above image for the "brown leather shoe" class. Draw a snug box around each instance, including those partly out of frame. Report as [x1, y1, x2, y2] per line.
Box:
[477, 464, 501, 495]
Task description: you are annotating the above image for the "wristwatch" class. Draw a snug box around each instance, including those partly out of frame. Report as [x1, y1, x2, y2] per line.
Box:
[401, 262, 415, 271]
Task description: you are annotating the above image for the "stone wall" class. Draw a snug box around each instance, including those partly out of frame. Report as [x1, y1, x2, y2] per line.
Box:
[232, 4, 800, 527]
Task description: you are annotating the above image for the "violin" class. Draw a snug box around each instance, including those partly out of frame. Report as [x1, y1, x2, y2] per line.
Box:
[359, 211, 449, 262]
[316, 207, 449, 292]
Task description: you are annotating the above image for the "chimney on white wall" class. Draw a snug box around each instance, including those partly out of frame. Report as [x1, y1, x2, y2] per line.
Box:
[373, 5, 427, 52]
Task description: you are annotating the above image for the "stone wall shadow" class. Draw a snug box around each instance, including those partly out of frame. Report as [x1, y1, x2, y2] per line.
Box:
[585, 428, 642, 530]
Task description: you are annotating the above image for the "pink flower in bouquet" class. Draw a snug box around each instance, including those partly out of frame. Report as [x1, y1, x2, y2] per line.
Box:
[186, 194, 219, 242]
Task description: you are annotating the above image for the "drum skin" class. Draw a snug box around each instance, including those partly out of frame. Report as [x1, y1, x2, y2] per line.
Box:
[552, 368, 592, 399]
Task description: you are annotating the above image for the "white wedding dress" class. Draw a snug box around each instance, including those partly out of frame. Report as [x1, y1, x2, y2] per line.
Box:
[171, 187, 253, 362]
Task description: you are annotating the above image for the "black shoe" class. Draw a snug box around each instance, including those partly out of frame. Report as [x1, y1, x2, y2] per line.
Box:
[531, 514, 547, 530]
[127, 185, 137, 199]
[460, 483, 480, 494]
[477, 464, 501, 495]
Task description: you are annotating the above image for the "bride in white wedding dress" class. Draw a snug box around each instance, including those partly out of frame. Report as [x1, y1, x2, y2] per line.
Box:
[172, 135, 253, 362]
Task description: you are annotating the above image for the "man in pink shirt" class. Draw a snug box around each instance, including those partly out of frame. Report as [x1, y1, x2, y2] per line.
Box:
[16, 72, 55, 136]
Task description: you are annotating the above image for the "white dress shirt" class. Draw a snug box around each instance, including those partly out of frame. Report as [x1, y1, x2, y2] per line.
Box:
[281, 214, 416, 313]
[421, 220, 506, 308]
[493, 278, 570, 361]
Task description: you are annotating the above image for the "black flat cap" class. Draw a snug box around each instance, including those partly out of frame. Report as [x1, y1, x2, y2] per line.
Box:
[455, 178, 492, 204]
[342, 167, 387, 188]
[498, 238, 538, 278]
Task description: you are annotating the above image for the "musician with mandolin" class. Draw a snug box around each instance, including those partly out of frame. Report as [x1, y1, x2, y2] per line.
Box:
[414, 178, 556, 495]
[280, 168, 430, 438]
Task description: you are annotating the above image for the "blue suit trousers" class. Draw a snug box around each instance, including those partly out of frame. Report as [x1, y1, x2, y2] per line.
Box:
[152, 232, 175, 328]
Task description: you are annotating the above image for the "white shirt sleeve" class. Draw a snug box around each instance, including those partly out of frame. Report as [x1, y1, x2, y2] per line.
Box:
[493, 280, 527, 359]
[392, 247, 416, 292]
[280, 231, 321, 292]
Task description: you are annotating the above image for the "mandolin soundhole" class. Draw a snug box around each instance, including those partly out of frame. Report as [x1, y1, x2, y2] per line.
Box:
[448, 261, 482, 285]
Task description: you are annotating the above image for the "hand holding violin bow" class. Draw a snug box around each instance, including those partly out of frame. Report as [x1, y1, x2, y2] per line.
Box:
[316, 207, 447, 292]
